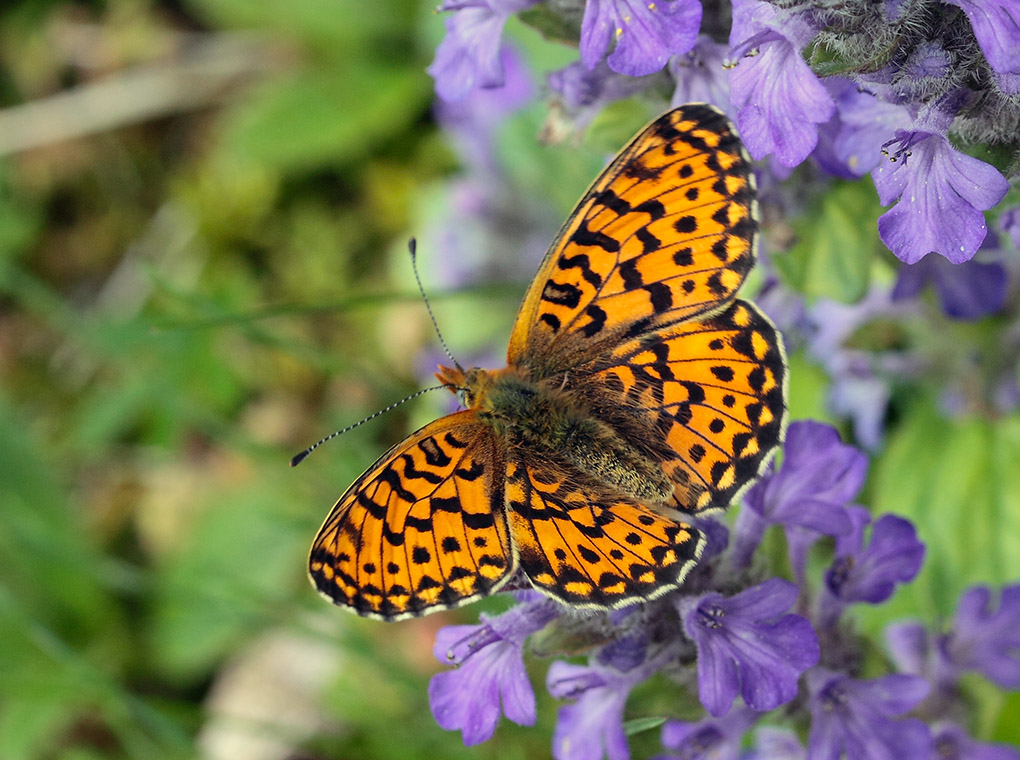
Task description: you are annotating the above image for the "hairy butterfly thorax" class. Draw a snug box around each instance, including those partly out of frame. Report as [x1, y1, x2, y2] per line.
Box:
[438, 364, 676, 506]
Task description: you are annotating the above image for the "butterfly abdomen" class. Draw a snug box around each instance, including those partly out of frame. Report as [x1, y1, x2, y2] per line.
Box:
[476, 369, 673, 505]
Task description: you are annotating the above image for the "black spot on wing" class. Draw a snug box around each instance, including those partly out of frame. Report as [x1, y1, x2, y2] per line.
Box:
[542, 280, 582, 308]
[572, 220, 620, 252]
[540, 313, 561, 331]
[558, 252, 603, 288]
[418, 438, 451, 468]
[625, 161, 664, 180]
[645, 282, 673, 313]
[455, 460, 485, 481]
[580, 304, 607, 337]
[620, 259, 644, 290]
[636, 226, 661, 254]
[674, 216, 698, 234]
[634, 199, 666, 220]
[596, 188, 631, 215]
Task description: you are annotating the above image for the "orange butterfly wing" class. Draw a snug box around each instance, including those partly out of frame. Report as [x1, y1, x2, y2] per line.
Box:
[508, 104, 758, 377]
[504, 456, 704, 607]
[309, 104, 783, 618]
[308, 412, 515, 620]
[576, 299, 787, 513]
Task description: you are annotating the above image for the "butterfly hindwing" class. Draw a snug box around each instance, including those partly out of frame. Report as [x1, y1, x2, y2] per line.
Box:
[309, 412, 515, 620]
[508, 104, 758, 376]
[504, 455, 704, 607]
[578, 299, 787, 514]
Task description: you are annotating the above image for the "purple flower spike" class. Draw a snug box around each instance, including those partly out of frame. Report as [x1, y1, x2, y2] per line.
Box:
[873, 125, 1009, 264]
[891, 249, 1008, 320]
[580, 0, 702, 77]
[679, 578, 820, 716]
[728, 0, 835, 167]
[548, 646, 661, 760]
[818, 508, 925, 628]
[807, 669, 931, 760]
[733, 421, 862, 571]
[658, 708, 757, 760]
[429, 597, 560, 745]
[428, 0, 540, 102]
[944, 584, 1020, 688]
[943, 0, 1020, 77]
[932, 722, 1020, 760]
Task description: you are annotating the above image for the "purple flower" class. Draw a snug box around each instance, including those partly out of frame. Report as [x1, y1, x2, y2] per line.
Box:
[995, 70, 1020, 95]
[943, 584, 1020, 688]
[891, 247, 1008, 320]
[998, 206, 1020, 250]
[748, 726, 806, 759]
[931, 722, 1020, 760]
[547, 59, 653, 129]
[943, 0, 1020, 77]
[429, 597, 560, 745]
[547, 638, 660, 760]
[872, 107, 1010, 264]
[678, 578, 820, 716]
[669, 36, 731, 115]
[434, 45, 534, 171]
[884, 620, 931, 677]
[884, 620, 957, 688]
[806, 669, 931, 760]
[728, 0, 835, 167]
[428, 0, 539, 102]
[818, 508, 925, 628]
[829, 81, 912, 176]
[804, 291, 913, 449]
[733, 421, 861, 571]
[580, 0, 702, 77]
[658, 708, 757, 760]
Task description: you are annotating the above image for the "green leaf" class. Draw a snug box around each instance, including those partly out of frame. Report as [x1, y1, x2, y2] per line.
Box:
[185, 0, 416, 51]
[220, 65, 430, 172]
[870, 401, 1020, 622]
[149, 472, 320, 681]
[993, 690, 1020, 746]
[774, 180, 880, 303]
[623, 716, 667, 736]
[785, 351, 835, 425]
[518, 2, 581, 45]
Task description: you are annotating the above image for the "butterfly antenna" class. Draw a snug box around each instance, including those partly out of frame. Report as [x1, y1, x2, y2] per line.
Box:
[290, 385, 447, 467]
[409, 238, 463, 372]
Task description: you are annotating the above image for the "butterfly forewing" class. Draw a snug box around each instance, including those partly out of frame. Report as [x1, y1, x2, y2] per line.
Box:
[508, 104, 758, 377]
[504, 456, 704, 608]
[309, 412, 515, 620]
[578, 299, 787, 513]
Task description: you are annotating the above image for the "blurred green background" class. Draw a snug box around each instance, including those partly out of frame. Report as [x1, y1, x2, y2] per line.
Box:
[0, 1, 562, 757]
[2, 1, 1019, 759]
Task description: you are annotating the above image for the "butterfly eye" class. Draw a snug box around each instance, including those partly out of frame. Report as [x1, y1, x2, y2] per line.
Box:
[457, 388, 471, 407]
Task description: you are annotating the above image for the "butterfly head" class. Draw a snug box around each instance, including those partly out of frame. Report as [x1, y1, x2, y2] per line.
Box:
[435, 364, 495, 410]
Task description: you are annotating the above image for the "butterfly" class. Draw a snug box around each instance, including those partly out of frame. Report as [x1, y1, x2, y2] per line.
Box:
[308, 104, 787, 621]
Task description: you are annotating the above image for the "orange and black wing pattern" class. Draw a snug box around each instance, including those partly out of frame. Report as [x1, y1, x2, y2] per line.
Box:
[578, 299, 786, 514]
[504, 455, 704, 607]
[309, 412, 515, 620]
[508, 104, 758, 376]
